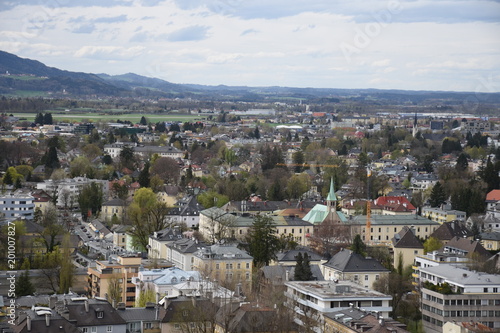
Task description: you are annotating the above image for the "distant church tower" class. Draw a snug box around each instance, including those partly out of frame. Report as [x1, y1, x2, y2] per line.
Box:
[326, 178, 337, 213]
[412, 112, 418, 137]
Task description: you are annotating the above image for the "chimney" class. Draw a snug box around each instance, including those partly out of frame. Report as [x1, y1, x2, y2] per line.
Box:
[285, 270, 289, 281]
[27, 315, 32, 332]
[379, 316, 385, 326]
[155, 306, 159, 321]
[49, 295, 57, 309]
[84, 299, 89, 313]
[112, 299, 116, 309]
[45, 313, 50, 327]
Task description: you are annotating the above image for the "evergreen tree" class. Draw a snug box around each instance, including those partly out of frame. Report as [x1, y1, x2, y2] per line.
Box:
[292, 150, 305, 173]
[455, 153, 468, 172]
[302, 253, 314, 281]
[429, 182, 446, 208]
[140, 116, 147, 125]
[16, 270, 35, 296]
[138, 161, 151, 188]
[480, 157, 499, 192]
[44, 146, 60, 169]
[43, 113, 53, 125]
[351, 234, 366, 256]
[339, 144, 348, 155]
[254, 127, 260, 139]
[35, 112, 44, 125]
[294, 252, 304, 280]
[247, 215, 280, 267]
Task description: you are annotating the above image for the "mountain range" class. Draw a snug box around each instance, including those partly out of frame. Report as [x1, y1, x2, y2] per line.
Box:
[1, 50, 500, 105]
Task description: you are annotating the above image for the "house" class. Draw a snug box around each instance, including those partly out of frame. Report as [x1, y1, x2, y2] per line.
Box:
[101, 198, 127, 223]
[430, 221, 473, 244]
[441, 237, 492, 260]
[324, 307, 410, 333]
[192, 244, 253, 289]
[166, 238, 207, 271]
[117, 302, 165, 333]
[11, 307, 80, 333]
[480, 231, 500, 251]
[419, 265, 500, 332]
[111, 224, 132, 249]
[485, 189, 500, 231]
[373, 196, 416, 215]
[422, 207, 466, 224]
[148, 227, 184, 259]
[391, 226, 424, 269]
[88, 219, 112, 240]
[160, 297, 216, 332]
[284, 280, 392, 332]
[214, 302, 299, 333]
[321, 249, 389, 289]
[442, 321, 495, 333]
[165, 195, 204, 228]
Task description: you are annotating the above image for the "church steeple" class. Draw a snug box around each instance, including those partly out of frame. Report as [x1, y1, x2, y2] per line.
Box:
[326, 178, 337, 212]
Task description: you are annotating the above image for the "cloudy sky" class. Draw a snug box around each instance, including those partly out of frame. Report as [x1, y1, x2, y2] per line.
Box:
[0, 0, 499, 92]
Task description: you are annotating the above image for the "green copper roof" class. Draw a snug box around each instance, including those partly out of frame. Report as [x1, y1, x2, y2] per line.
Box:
[326, 178, 337, 201]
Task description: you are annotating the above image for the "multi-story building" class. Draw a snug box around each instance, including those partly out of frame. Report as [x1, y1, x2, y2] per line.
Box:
[485, 189, 500, 231]
[87, 254, 143, 307]
[419, 265, 500, 332]
[391, 226, 424, 269]
[192, 244, 253, 289]
[321, 248, 389, 289]
[480, 231, 500, 251]
[133, 266, 200, 300]
[348, 215, 439, 244]
[36, 177, 109, 209]
[0, 191, 35, 220]
[101, 198, 126, 223]
[199, 207, 313, 246]
[147, 227, 184, 259]
[422, 207, 466, 224]
[284, 280, 392, 332]
[166, 238, 207, 271]
[430, 220, 473, 244]
[324, 307, 410, 333]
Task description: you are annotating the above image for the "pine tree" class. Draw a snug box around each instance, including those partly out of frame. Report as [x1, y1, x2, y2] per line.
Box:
[35, 112, 44, 125]
[43, 113, 53, 125]
[429, 182, 447, 208]
[140, 116, 147, 125]
[16, 270, 35, 296]
[351, 234, 367, 256]
[294, 252, 304, 280]
[455, 153, 468, 172]
[247, 215, 280, 267]
[138, 161, 151, 188]
[302, 253, 314, 281]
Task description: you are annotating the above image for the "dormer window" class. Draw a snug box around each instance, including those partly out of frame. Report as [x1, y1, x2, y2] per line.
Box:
[97, 311, 104, 319]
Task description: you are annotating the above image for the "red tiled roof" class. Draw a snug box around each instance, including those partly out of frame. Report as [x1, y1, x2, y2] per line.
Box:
[486, 189, 500, 201]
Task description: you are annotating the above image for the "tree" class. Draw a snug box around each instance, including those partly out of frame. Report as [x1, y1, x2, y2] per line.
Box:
[151, 157, 180, 185]
[286, 174, 309, 199]
[16, 270, 35, 296]
[58, 234, 74, 294]
[455, 153, 469, 172]
[294, 252, 314, 281]
[119, 146, 135, 170]
[44, 146, 60, 169]
[35, 112, 44, 125]
[139, 116, 148, 125]
[246, 215, 280, 267]
[2, 166, 22, 185]
[197, 191, 229, 209]
[350, 234, 366, 256]
[200, 208, 236, 244]
[292, 150, 305, 173]
[480, 157, 500, 192]
[78, 182, 104, 220]
[138, 161, 151, 188]
[423, 237, 443, 254]
[128, 188, 171, 250]
[43, 113, 53, 125]
[429, 182, 446, 208]
[107, 274, 123, 306]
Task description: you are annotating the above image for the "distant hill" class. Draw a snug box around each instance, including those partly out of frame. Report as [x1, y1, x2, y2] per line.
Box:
[1, 50, 500, 105]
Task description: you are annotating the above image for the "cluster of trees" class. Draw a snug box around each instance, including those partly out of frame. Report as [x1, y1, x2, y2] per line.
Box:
[34, 112, 53, 125]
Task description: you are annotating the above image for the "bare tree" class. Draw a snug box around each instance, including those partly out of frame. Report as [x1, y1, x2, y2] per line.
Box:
[151, 157, 180, 185]
[200, 209, 236, 244]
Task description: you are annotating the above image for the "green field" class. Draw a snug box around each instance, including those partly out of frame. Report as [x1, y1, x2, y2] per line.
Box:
[12, 112, 205, 123]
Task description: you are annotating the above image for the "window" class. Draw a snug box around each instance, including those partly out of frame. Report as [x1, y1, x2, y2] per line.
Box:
[484, 288, 488, 293]
[91, 328, 97, 333]
[183, 310, 189, 317]
[292, 228, 295, 234]
[83, 329, 88, 333]
[97, 311, 104, 319]
[354, 275, 359, 281]
[174, 323, 181, 330]
[375, 275, 380, 280]
[237, 263, 241, 269]
[216, 264, 220, 269]
[365, 275, 369, 281]
[107, 326, 112, 332]
[144, 323, 152, 329]
[246, 263, 250, 269]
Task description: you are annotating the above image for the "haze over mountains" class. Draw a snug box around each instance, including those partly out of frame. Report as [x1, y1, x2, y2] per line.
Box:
[1, 50, 500, 105]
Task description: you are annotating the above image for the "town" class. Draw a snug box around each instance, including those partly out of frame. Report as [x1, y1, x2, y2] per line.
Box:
[0, 91, 499, 333]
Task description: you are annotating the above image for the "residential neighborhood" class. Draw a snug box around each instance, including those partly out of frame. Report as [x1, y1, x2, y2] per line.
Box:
[0, 55, 500, 333]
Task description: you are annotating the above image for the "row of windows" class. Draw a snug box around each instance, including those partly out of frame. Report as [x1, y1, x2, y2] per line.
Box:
[215, 263, 250, 269]
[424, 295, 500, 306]
[82, 326, 113, 333]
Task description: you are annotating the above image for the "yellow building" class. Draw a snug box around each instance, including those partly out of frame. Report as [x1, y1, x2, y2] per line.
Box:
[101, 198, 127, 223]
[199, 207, 313, 247]
[480, 231, 500, 251]
[87, 254, 141, 307]
[421, 207, 466, 224]
[192, 244, 253, 290]
[391, 226, 424, 269]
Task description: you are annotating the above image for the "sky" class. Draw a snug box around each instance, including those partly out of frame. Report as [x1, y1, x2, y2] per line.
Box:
[0, 0, 499, 92]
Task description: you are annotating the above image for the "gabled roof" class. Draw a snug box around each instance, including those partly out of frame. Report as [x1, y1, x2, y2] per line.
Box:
[276, 249, 324, 262]
[161, 297, 214, 323]
[374, 196, 415, 211]
[117, 306, 166, 322]
[486, 189, 500, 201]
[430, 221, 472, 241]
[323, 249, 389, 273]
[392, 226, 423, 249]
[64, 299, 126, 327]
[441, 237, 491, 259]
[260, 264, 324, 282]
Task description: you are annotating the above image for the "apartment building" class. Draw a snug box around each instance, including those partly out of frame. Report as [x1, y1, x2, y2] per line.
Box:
[0, 191, 35, 220]
[422, 207, 466, 224]
[192, 244, 253, 289]
[419, 265, 500, 332]
[87, 254, 142, 307]
[284, 280, 392, 332]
